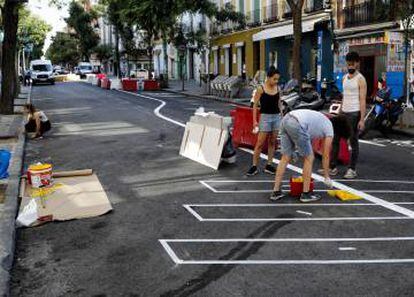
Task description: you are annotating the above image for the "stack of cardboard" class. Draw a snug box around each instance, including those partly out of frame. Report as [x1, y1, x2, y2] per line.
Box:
[179, 110, 232, 170]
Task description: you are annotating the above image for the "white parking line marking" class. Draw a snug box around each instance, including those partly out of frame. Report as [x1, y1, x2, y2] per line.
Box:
[185, 203, 414, 207]
[296, 210, 313, 216]
[359, 140, 386, 147]
[199, 181, 218, 193]
[240, 148, 414, 218]
[183, 205, 204, 221]
[202, 179, 414, 184]
[120, 91, 414, 219]
[159, 237, 414, 265]
[339, 247, 357, 251]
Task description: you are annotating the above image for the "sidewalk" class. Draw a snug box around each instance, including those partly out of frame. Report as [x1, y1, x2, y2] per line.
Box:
[0, 86, 30, 297]
[162, 79, 251, 106]
[394, 108, 414, 137]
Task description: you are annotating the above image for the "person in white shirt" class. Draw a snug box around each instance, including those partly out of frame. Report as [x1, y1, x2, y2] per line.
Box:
[24, 104, 51, 139]
[330, 52, 367, 179]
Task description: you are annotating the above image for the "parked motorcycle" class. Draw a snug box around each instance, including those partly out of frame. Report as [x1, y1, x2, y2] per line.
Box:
[321, 78, 343, 103]
[362, 87, 406, 136]
[281, 78, 326, 113]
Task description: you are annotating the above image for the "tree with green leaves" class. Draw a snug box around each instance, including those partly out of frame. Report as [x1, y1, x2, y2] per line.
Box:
[65, 0, 99, 61]
[46, 32, 81, 68]
[18, 8, 52, 61]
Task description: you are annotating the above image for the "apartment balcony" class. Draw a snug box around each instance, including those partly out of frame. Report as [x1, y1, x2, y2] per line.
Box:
[343, 0, 393, 28]
[262, 3, 278, 24]
[246, 8, 261, 27]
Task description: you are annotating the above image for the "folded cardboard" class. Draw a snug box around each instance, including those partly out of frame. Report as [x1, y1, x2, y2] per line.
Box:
[17, 174, 112, 227]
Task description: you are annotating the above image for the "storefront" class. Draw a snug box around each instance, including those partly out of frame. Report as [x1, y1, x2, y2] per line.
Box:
[334, 31, 405, 99]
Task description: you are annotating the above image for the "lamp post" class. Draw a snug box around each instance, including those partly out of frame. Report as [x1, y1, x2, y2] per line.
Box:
[178, 44, 186, 91]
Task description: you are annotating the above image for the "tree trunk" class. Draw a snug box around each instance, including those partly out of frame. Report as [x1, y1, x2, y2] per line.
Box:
[162, 37, 169, 86]
[1, 0, 19, 114]
[114, 27, 121, 78]
[291, 6, 303, 90]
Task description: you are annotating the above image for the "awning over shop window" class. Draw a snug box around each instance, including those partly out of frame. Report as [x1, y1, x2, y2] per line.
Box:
[252, 17, 329, 42]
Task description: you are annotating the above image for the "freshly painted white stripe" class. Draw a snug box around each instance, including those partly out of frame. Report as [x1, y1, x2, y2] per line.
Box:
[159, 240, 182, 264]
[296, 210, 312, 216]
[162, 237, 414, 243]
[202, 179, 414, 184]
[199, 217, 410, 222]
[183, 205, 204, 221]
[240, 148, 414, 218]
[186, 203, 414, 207]
[118, 90, 414, 218]
[202, 189, 414, 194]
[339, 247, 357, 251]
[359, 140, 386, 147]
[199, 181, 218, 193]
[118, 90, 186, 127]
[176, 259, 414, 265]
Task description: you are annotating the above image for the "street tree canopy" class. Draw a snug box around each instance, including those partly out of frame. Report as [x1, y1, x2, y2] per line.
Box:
[46, 32, 80, 67]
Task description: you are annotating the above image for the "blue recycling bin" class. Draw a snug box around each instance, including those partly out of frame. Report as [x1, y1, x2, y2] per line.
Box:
[0, 149, 11, 179]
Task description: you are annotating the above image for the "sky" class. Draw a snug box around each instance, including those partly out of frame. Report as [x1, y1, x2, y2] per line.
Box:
[27, 0, 69, 55]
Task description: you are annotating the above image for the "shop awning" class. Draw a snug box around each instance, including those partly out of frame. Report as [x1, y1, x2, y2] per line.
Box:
[252, 17, 329, 42]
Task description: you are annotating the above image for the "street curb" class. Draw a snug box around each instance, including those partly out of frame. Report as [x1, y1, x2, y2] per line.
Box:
[392, 128, 414, 138]
[161, 88, 250, 107]
[0, 86, 31, 297]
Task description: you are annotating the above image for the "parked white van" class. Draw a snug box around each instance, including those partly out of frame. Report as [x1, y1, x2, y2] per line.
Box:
[76, 62, 93, 78]
[30, 59, 55, 85]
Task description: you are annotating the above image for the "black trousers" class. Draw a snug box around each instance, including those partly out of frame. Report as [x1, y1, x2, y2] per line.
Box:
[331, 112, 360, 170]
[25, 120, 51, 135]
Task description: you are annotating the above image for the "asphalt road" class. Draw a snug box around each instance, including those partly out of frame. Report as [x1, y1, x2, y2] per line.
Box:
[10, 82, 414, 297]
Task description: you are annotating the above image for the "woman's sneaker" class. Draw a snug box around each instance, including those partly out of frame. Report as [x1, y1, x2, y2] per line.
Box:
[300, 192, 321, 203]
[246, 166, 259, 176]
[317, 168, 338, 176]
[264, 164, 276, 175]
[344, 168, 357, 179]
[270, 190, 285, 201]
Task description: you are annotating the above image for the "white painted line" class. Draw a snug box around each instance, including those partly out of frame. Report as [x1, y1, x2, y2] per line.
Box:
[199, 181, 218, 193]
[359, 140, 386, 147]
[296, 210, 312, 216]
[199, 217, 410, 222]
[339, 247, 357, 251]
[164, 237, 414, 243]
[198, 189, 414, 194]
[186, 203, 414, 207]
[177, 259, 414, 265]
[183, 205, 204, 221]
[159, 240, 182, 264]
[120, 90, 414, 219]
[240, 148, 414, 218]
[202, 179, 414, 184]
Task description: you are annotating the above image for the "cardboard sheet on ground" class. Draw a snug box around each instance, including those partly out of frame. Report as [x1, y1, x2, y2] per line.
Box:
[180, 118, 228, 170]
[17, 174, 112, 227]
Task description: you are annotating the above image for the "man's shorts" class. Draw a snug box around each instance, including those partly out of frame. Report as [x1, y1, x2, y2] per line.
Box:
[279, 114, 313, 157]
[259, 113, 281, 132]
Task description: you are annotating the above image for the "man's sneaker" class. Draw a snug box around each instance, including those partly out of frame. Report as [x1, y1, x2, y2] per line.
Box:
[246, 166, 259, 176]
[300, 192, 321, 203]
[344, 168, 357, 179]
[270, 190, 285, 201]
[264, 164, 276, 175]
[317, 168, 338, 176]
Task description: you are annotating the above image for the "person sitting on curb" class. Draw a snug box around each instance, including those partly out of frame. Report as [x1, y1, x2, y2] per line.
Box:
[24, 104, 51, 139]
[270, 109, 334, 203]
[246, 66, 283, 176]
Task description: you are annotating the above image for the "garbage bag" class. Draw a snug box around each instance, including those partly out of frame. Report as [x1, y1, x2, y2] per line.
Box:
[221, 132, 236, 164]
[0, 149, 11, 179]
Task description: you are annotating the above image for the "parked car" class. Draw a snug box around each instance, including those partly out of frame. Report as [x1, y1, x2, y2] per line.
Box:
[53, 66, 69, 75]
[30, 59, 55, 85]
[76, 62, 93, 78]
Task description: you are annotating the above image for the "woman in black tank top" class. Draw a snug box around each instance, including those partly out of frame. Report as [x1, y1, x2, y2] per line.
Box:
[246, 66, 283, 176]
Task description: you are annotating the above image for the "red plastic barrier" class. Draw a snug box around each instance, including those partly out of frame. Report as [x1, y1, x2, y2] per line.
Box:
[232, 106, 269, 151]
[144, 80, 160, 91]
[101, 78, 111, 90]
[312, 113, 350, 165]
[122, 79, 138, 92]
[96, 73, 106, 80]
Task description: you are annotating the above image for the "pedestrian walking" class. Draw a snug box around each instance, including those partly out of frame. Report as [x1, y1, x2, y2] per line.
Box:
[330, 51, 367, 179]
[270, 110, 335, 202]
[246, 66, 283, 176]
[24, 104, 51, 139]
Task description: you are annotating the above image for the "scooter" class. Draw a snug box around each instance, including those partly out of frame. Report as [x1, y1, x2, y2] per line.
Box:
[281, 78, 326, 112]
[321, 78, 343, 103]
[363, 87, 406, 136]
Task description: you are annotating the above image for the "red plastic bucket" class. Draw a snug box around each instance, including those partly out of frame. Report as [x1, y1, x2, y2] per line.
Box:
[289, 177, 314, 197]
